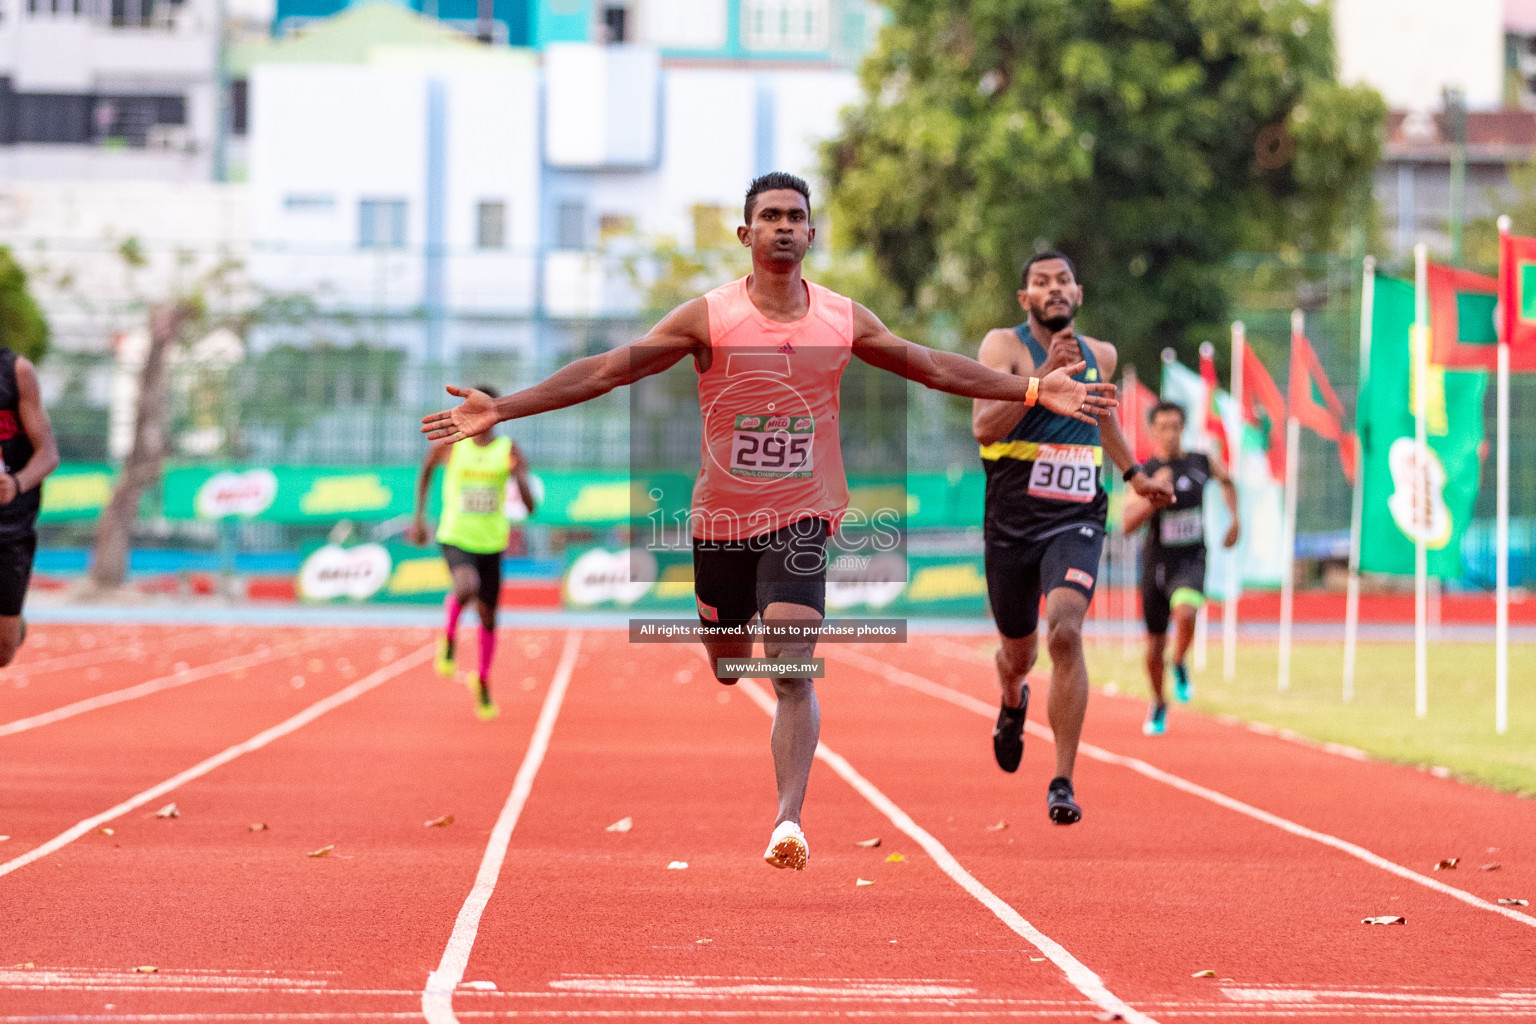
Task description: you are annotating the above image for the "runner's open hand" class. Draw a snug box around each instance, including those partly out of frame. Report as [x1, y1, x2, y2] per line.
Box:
[1037, 360, 1117, 425]
[421, 385, 499, 444]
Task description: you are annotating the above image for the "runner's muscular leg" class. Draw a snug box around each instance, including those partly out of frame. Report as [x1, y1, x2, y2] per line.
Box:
[1145, 631, 1168, 703]
[1044, 587, 1091, 781]
[1169, 604, 1198, 666]
[996, 632, 1037, 709]
[761, 600, 821, 827]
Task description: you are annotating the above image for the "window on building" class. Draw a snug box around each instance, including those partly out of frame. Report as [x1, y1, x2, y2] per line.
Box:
[639, 0, 725, 48]
[556, 200, 586, 249]
[230, 79, 248, 135]
[15, 94, 93, 143]
[359, 199, 407, 249]
[602, 3, 627, 44]
[477, 200, 507, 249]
[741, 0, 828, 51]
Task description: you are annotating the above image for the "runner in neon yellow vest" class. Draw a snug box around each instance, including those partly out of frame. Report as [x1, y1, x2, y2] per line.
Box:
[409, 384, 537, 721]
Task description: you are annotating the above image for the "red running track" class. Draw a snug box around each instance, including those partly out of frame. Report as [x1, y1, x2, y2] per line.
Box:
[1, 624, 1533, 1022]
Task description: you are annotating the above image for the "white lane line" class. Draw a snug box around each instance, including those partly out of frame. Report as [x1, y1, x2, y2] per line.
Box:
[422, 630, 583, 1024]
[729, 673, 1158, 1024]
[828, 646, 1536, 932]
[0, 641, 312, 738]
[0, 644, 433, 880]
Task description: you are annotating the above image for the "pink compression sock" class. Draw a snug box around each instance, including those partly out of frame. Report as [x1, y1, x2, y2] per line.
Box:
[444, 594, 464, 644]
[478, 626, 496, 680]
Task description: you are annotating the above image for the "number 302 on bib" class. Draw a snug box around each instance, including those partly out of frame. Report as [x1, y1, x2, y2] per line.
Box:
[1026, 444, 1098, 503]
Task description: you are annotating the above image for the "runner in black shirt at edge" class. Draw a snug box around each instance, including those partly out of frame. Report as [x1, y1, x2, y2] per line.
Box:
[1123, 400, 1239, 735]
[0, 346, 60, 664]
[973, 252, 1174, 824]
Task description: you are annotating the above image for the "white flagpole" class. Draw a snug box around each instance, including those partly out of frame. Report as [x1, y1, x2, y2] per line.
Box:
[1279, 310, 1303, 693]
[1413, 243, 1429, 719]
[1224, 321, 1245, 681]
[1497, 215, 1512, 735]
[1344, 258, 1375, 702]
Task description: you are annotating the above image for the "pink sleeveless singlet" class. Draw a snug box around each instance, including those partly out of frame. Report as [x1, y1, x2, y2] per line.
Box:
[691, 276, 856, 542]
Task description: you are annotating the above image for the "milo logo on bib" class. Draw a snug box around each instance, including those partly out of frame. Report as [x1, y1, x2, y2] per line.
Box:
[729, 411, 815, 480]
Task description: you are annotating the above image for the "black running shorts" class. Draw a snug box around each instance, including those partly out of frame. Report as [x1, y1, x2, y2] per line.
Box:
[693, 518, 828, 630]
[440, 543, 503, 606]
[0, 533, 35, 617]
[1140, 550, 1207, 635]
[984, 523, 1105, 639]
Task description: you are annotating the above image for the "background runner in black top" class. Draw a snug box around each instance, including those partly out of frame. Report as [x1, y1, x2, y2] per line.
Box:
[0, 346, 60, 662]
[1124, 400, 1238, 731]
[971, 251, 1173, 824]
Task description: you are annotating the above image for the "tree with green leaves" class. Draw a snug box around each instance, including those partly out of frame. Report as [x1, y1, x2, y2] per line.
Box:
[823, 0, 1385, 370]
[0, 246, 49, 364]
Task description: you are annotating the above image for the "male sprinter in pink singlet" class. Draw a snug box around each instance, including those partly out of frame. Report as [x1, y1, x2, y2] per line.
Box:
[423, 173, 1116, 870]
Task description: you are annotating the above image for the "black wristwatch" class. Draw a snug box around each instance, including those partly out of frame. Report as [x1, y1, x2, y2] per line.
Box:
[1122, 464, 1143, 483]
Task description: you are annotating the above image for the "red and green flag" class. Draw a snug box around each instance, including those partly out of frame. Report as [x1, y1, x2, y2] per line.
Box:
[1426, 262, 1506, 371]
[1240, 344, 1287, 480]
[1288, 328, 1357, 484]
[1498, 231, 1536, 370]
[1119, 374, 1160, 463]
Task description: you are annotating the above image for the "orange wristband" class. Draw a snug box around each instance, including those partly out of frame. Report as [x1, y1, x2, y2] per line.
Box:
[1025, 377, 1040, 407]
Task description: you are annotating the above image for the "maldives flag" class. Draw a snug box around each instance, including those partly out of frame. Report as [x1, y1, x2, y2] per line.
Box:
[1497, 231, 1536, 371]
[1241, 344, 1287, 480]
[1289, 328, 1357, 484]
[1119, 374, 1160, 462]
[1199, 347, 1230, 462]
[1427, 262, 1505, 371]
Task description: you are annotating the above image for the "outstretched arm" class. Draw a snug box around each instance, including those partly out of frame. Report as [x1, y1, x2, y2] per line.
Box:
[849, 304, 1115, 426]
[422, 299, 709, 443]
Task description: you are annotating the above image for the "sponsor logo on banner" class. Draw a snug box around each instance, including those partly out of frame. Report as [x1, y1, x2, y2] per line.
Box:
[563, 548, 657, 607]
[1387, 438, 1454, 549]
[196, 469, 278, 519]
[298, 543, 393, 601]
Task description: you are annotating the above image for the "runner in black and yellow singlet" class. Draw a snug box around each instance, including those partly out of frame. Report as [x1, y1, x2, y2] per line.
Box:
[972, 252, 1173, 824]
[1123, 400, 1239, 736]
[409, 385, 538, 721]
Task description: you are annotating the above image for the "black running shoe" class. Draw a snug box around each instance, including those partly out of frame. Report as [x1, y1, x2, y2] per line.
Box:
[1047, 776, 1081, 825]
[991, 685, 1029, 773]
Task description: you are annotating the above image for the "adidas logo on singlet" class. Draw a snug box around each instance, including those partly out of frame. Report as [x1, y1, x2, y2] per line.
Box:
[778, 342, 795, 354]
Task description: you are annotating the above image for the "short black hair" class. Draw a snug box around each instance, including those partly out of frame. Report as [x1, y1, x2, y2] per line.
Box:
[1149, 400, 1186, 425]
[1021, 249, 1078, 287]
[475, 383, 500, 400]
[744, 172, 811, 223]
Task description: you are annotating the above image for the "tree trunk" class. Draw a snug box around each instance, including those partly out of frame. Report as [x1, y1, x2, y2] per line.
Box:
[87, 301, 187, 591]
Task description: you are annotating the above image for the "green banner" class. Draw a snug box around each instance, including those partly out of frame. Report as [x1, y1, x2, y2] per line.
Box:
[50, 463, 1004, 531]
[1359, 276, 1487, 578]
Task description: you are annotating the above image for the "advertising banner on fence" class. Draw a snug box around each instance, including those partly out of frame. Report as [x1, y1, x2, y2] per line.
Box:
[297, 540, 456, 603]
[38, 463, 115, 522]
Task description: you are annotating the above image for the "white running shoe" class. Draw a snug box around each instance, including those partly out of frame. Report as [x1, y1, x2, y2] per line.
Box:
[762, 820, 808, 870]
